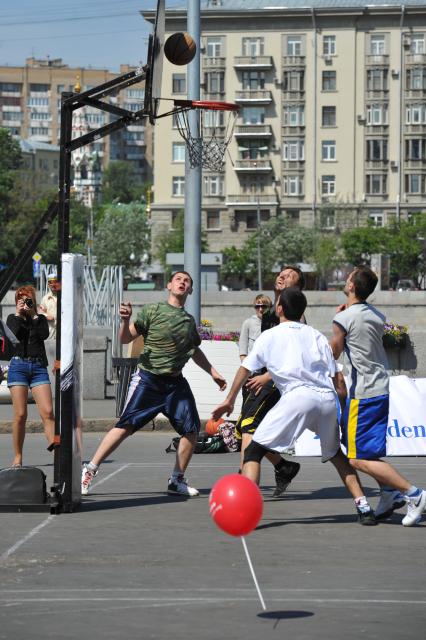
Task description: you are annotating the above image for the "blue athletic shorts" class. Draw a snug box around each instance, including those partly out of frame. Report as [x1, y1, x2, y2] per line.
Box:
[341, 394, 389, 459]
[7, 357, 50, 389]
[116, 368, 201, 436]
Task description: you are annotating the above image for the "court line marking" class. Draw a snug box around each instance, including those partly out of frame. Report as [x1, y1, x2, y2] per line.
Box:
[0, 516, 55, 562]
[0, 464, 130, 561]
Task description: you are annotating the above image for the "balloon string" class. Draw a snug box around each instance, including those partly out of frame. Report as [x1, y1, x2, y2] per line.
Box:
[240, 536, 266, 611]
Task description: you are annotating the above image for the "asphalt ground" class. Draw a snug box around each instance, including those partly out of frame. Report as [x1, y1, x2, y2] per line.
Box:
[0, 432, 425, 640]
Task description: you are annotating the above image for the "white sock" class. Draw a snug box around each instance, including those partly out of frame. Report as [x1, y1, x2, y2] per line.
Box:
[355, 496, 371, 512]
[87, 462, 98, 472]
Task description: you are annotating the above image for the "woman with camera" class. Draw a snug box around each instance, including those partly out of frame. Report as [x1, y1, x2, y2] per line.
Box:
[6, 285, 55, 467]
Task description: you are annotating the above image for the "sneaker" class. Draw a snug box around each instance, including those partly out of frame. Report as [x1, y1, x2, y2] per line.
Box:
[167, 476, 199, 497]
[402, 490, 426, 527]
[375, 490, 406, 520]
[81, 465, 98, 496]
[357, 507, 377, 526]
[272, 461, 301, 498]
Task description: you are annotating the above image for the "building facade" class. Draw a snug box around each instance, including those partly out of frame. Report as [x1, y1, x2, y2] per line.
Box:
[144, 0, 426, 253]
[0, 57, 152, 206]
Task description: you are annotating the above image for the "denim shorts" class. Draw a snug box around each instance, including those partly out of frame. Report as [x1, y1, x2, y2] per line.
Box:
[7, 357, 50, 389]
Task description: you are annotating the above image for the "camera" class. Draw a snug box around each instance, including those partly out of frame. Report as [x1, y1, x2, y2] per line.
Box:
[24, 298, 34, 309]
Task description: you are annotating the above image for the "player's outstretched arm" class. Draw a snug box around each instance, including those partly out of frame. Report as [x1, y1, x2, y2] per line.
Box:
[212, 366, 251, 419]
[119, 302, 139, 344]
[191, 347, 227, 390]
[330, 322, 346, 359]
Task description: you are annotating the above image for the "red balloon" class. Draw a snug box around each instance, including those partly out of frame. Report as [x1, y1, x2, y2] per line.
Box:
[209, 474, 263, 537]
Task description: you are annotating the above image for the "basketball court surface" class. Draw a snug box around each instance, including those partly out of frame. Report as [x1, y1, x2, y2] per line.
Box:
[1, 432, 425, 639]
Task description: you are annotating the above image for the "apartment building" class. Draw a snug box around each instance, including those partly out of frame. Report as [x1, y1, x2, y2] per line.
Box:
[19, 138, 60, 190]
[0, 57, 151, 206]
[144, 0, 426, 252]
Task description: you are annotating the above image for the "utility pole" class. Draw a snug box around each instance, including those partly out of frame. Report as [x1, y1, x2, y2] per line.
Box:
[257, 192, 262, 291]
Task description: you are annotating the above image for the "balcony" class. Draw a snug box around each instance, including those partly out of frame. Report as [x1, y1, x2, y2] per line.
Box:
[233, 56, 273, 69]
[366, 55, 390, 66]
[233, 159, 273, 172]
[202, 57, 226, 69]
[282, 55, 306, 67]
[235, 90, 272, 104]
[406, 53, 426, 65]
[234, 124, 272, 138]
[226, 193, 278, 206]
[365, 159, 389, 170]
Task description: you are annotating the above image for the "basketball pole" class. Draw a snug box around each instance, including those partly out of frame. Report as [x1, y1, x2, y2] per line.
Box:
[184, 0, 202, 325]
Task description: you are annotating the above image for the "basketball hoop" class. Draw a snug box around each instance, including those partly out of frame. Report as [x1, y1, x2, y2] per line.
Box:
[173, 99, 240, 171]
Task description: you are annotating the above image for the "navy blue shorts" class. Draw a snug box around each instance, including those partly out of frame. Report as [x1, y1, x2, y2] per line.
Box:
[7, 357, 50, 389]
[116, 368, 201, 436]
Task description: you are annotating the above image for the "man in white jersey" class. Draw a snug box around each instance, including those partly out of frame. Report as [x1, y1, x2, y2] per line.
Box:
[332, 266, 426, 526]
[213, 287, 377, 525]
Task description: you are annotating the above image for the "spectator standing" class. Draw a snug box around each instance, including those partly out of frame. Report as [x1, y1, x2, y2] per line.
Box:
[38, 272, 60, 339]
[239, 294, 272, 403]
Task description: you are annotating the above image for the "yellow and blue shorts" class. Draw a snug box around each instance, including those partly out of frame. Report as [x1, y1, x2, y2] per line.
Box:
[342, 394, 389, 459]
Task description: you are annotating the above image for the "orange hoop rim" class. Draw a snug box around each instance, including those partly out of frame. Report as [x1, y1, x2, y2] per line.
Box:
[174, 99, 240, 112]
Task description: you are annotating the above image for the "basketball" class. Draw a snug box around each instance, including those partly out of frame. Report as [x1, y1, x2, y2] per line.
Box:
[205, 417, 224, 436]
[164, 32, 196, 65]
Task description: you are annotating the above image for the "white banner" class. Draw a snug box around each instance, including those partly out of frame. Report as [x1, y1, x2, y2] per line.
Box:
[295, 376, 426, 457]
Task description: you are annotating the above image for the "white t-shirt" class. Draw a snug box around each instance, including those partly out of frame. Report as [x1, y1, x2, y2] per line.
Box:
[242, 321, 337, 395]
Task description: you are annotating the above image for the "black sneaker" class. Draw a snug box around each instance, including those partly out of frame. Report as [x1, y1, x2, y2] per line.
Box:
[357, 508, 377, 526]
[272, 461, 301, 498]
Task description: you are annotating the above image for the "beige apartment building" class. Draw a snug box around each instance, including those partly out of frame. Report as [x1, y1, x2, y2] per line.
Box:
[0, 57, 151, 206]
[145, 0, 426, 253]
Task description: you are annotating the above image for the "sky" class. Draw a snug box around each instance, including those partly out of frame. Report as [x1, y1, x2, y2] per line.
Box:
[0, 0, 183, 72]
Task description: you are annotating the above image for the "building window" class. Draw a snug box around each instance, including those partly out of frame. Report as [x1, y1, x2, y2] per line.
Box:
[284, 104, 304, 126]
[321, 175, 336, 196]
[286, 210, 300, 225]
[366, 139, 388, 161]
[0, 82, 22, 92]
[320, 209, 335, 229]
[321, 140, 336, 161]
[366, 174, 387, 194]
[369, 211, 384, 227]
[322, 71, 336, 91]
[206, 37, 223, 57]
[172, 74, 186, 94]
[172, 142, 185, 162]
[126, 89, 145, 99]
[203, 175, 224, 197]
[405, 174, 425, 194]
[287, 36, 302, 56]
[405, 139, 426, 160]
[406, 68, 426, 91]
[367, 68, 388, 91]
[283, 175, 303, 196]
[203, 109, 225, 128]
[27, 97, 49, 106]
[29, 83, 50, 92]
[283, 70, 304, 92]
[246, 212, 258, 230]
[370, 35, 386, 55]
[170, 210, 180, 229]
[172, 176, 185, 196]
[206, 210, 221, 229]
[2, 111, 23, 121]
[405, 104, 426, 124]
[323, 35, 336, 56]
[411, 34, 425, 54]
[283, 139, 304, 161]
[242, 106, 265, 124]
[242, 37, 264, 56]
[242, 71, 265, 90]
[239, 139, 268, 160]
[366, 104, 388, 125]
[322, 106, 336, 127]
[29, 111, 50, 121]
[204, 71, 225, 94]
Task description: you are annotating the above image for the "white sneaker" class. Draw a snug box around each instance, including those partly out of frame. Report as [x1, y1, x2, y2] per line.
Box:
[81, 465, 98, 496]
[167, 476, 199, 497]
[402, 490, 426, 527]
[375, 490, 406, 520]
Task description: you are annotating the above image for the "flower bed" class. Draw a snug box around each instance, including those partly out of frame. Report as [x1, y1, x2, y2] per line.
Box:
[198, 319, 240, 343]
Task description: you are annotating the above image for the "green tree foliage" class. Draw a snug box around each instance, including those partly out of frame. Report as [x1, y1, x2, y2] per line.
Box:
[312, 235, 340, 288]
[94, 202, 150, 273]
[0, 128, 22, 213]
[154, 210, 209, 277]
[101, 161, 148, 204]
[341, 224, 387, 265]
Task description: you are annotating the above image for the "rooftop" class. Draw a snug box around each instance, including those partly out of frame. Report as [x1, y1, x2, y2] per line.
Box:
[19, 139, 60, 154]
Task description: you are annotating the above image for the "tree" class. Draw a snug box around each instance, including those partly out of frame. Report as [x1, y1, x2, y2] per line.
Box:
[101, 161, 148, 204]
[312, 235, 340, 289]
[94, 202, 150, 273]
[341, 224, 386, 266]
[154, 210, 209, 277]
[0, 128, 22, 212]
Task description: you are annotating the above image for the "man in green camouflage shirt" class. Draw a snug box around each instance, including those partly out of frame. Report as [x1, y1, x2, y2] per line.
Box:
[82, 271, 227, 497]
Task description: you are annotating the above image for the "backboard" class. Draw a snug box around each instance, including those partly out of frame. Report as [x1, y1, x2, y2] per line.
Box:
[144, 0, 165, 124]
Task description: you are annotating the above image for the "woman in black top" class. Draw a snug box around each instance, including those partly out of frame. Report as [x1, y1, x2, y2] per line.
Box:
[6, 285, 55, 466]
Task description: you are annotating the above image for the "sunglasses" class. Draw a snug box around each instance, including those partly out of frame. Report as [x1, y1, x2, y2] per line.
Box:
[254, 304, 269, 309]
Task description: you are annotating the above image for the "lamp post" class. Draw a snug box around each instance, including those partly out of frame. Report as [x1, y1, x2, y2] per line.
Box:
[256, 191, 262, 291]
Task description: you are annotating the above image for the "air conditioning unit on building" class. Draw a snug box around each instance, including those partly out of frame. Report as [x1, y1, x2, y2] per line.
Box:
[324, 55, 333, 64]
[357, 114, 366, 124]
[391, 69, 400, 78]
[403, 36, 411, 49]
[390, 160, 399, 170]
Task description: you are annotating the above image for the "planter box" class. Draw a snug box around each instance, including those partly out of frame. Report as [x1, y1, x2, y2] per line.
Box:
[183, 340, 243, 420]
[383, 333, 408, 349]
